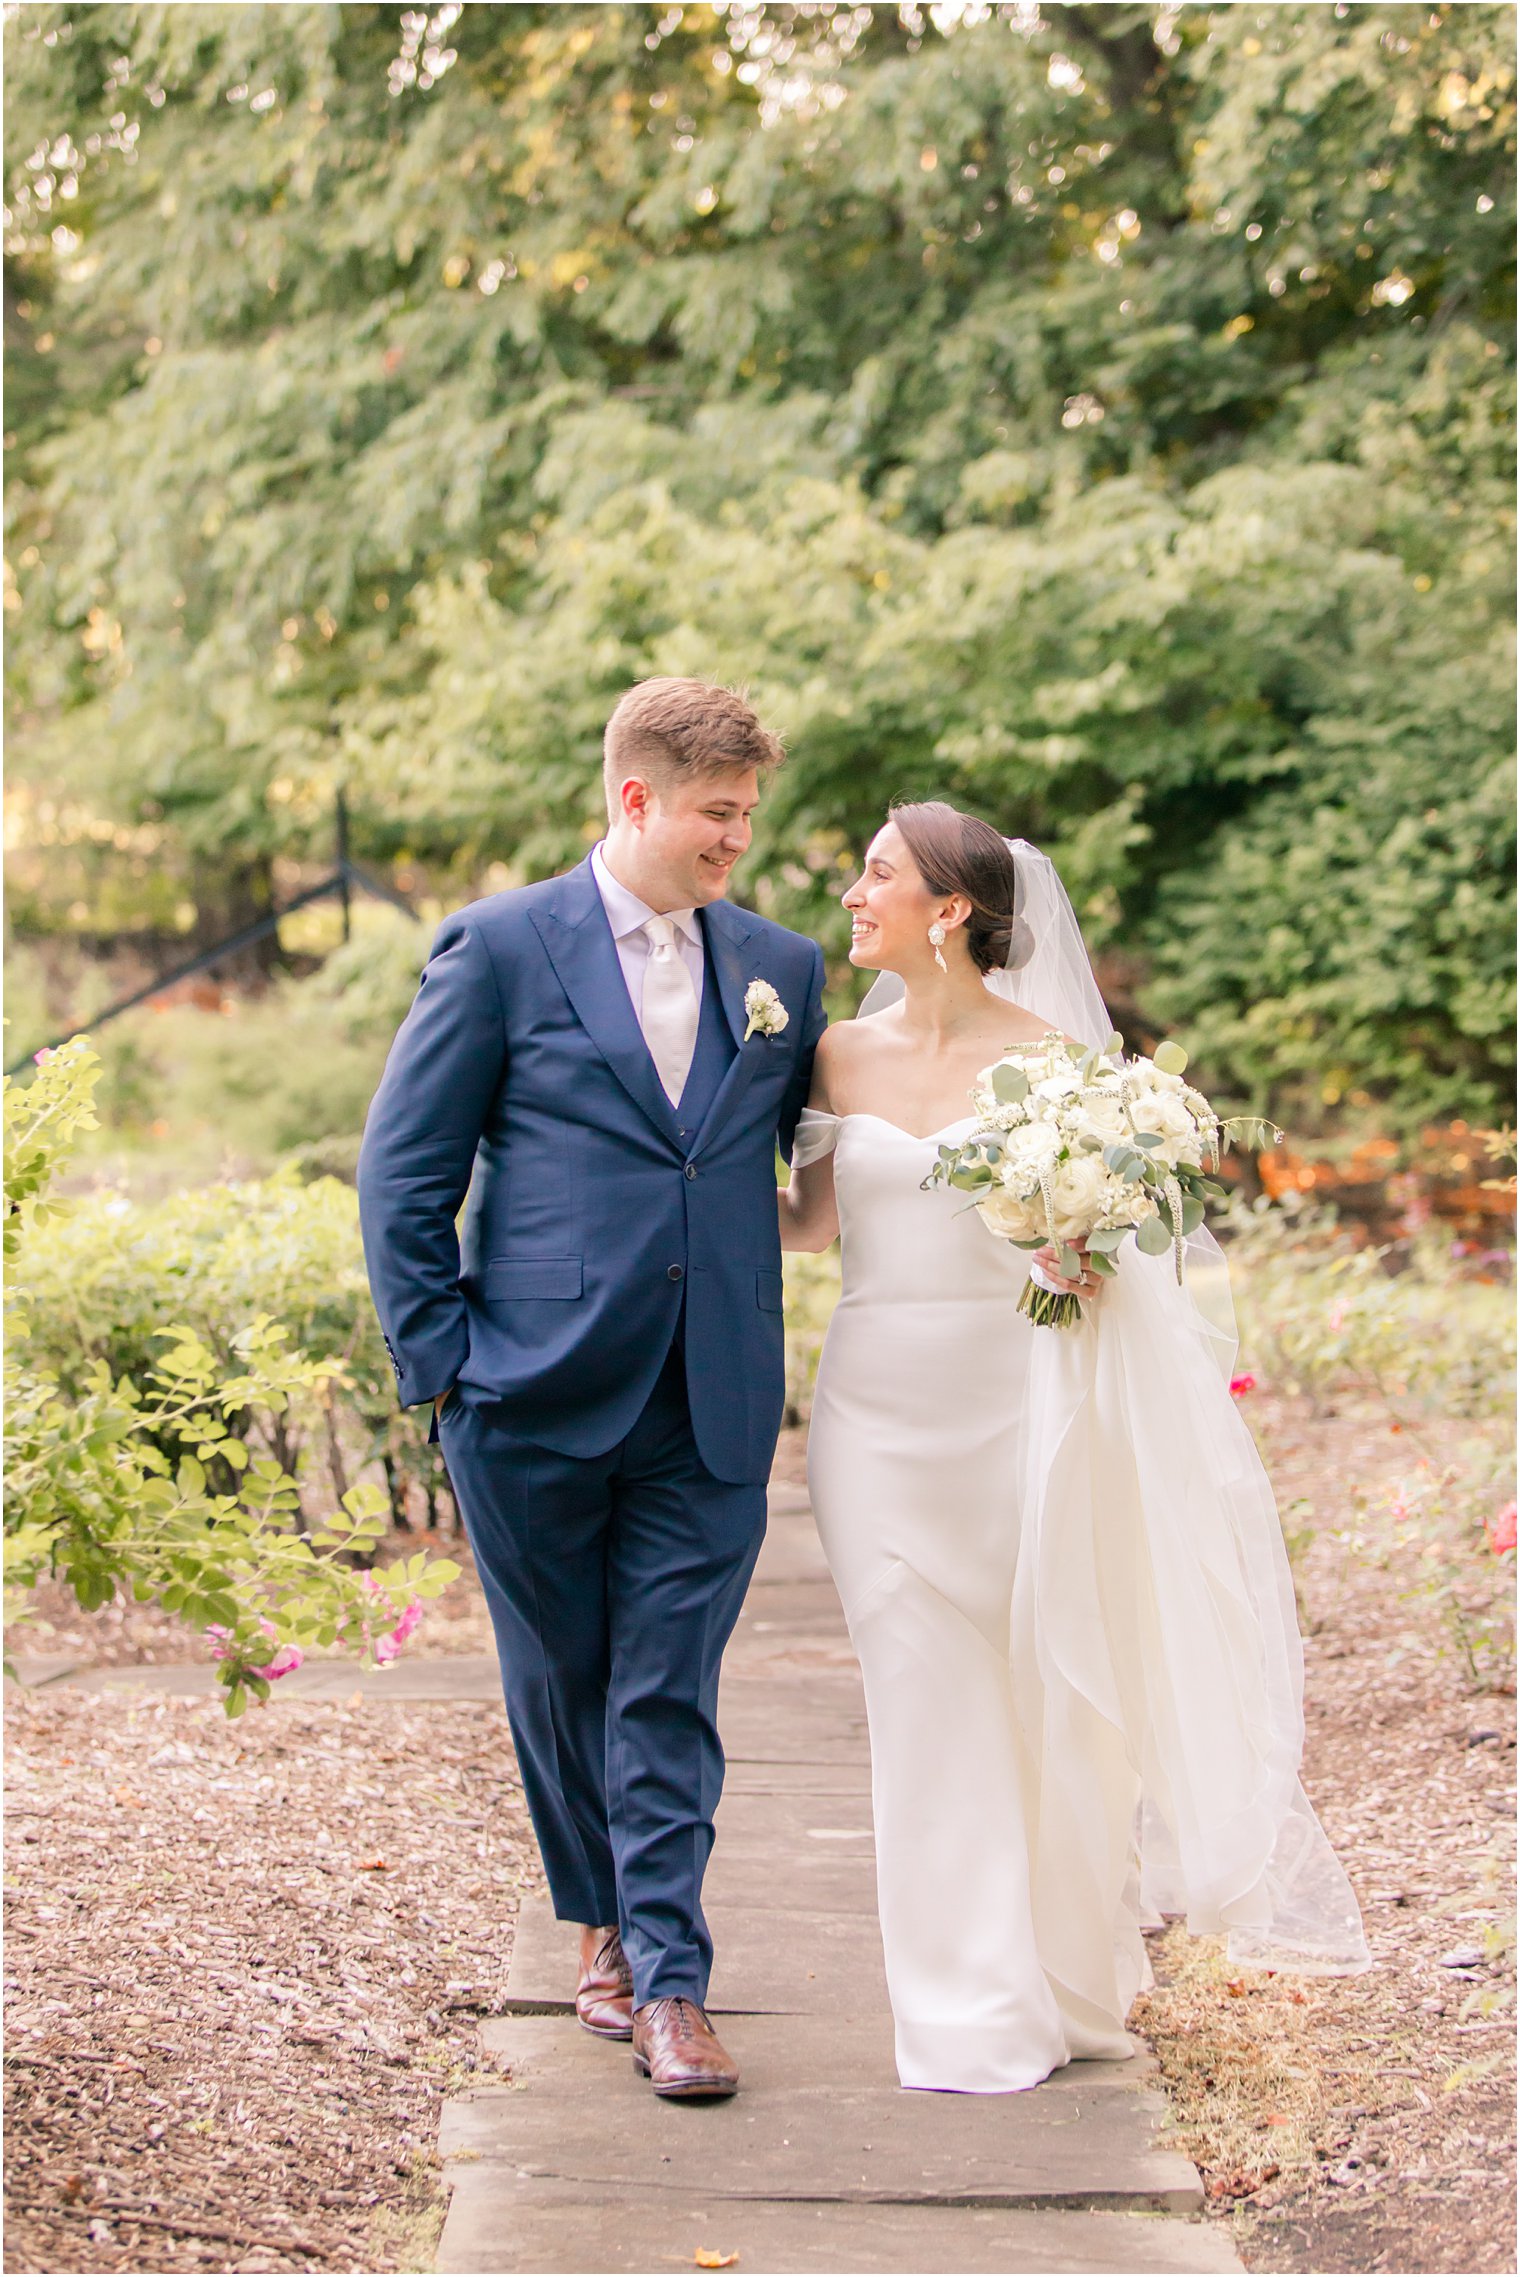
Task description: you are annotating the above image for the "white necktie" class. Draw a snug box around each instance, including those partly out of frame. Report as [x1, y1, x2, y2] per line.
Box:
[639, 915, 700, 1106]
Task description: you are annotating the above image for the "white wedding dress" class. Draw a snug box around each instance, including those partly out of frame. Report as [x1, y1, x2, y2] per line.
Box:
[799, 1101, 1369, 2097]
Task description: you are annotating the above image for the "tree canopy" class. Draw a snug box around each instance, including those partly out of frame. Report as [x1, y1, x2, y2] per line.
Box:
[5, 1, 1514, 1131]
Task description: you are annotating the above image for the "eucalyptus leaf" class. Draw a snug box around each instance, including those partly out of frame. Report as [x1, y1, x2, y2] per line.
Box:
[1221, 1116, 1286, 1152]
[1085, 1225, 1127, 1253]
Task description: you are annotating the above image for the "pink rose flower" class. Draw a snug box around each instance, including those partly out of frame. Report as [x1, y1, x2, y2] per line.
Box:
[252, 1643, 304, 1680]
[1486, 1502, 1517, 1557]
[374, 1597, 424, 1665]
[204, 1616, 301, 1678]
[1229, 1374, 1256, 1398]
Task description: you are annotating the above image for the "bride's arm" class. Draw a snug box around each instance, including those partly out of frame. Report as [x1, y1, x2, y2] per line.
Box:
[780, 1154, 839, 1253]
[779, 1038, 841, 1255]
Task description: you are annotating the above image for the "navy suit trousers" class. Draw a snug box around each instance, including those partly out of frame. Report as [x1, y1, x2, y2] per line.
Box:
[437, 1335, 767, 2006]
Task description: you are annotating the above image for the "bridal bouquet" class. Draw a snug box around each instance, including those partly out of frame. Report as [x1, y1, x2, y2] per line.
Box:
[922, 1032, 1278, 1328]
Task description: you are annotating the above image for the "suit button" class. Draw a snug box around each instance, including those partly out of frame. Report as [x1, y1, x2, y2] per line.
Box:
[684, 1164, 697, 1181]
[667, 1264, 684, 1282]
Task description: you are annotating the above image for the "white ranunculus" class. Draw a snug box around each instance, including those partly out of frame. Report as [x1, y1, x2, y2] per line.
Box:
[1080, 1091, 1131, 1142]
[977, 1186, 1044, 1241]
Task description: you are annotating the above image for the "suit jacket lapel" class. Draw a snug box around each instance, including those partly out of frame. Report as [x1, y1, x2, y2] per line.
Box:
[690, 899, 767, 1151]
[530, 861, 684, 1149]
[703, 897, 753, 1053]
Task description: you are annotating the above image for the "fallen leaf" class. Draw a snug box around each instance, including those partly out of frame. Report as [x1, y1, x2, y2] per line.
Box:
[1207, 2165, 1278, 2201]
[1225, 1978, 1247, 1996]
[694, 2255, 739, 2270]
[111, 1785, 144, 1809]
[357, 1857, 389, 1872]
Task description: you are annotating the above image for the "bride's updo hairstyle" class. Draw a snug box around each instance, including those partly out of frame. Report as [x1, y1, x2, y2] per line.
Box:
[889, 801, 1035, 973]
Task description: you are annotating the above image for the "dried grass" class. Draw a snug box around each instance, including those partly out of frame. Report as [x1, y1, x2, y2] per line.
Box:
[1133, 1387, 1515, 2274]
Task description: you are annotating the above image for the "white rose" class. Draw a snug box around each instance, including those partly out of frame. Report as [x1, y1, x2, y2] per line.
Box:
[1127, 1089, 1197, 1151]
[1002, 1122, 1063, 1186]
[1047, 1151, 1113, 1241]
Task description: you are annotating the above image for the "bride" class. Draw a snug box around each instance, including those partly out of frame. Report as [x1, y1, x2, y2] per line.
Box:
[780, 800, 1369, 2096]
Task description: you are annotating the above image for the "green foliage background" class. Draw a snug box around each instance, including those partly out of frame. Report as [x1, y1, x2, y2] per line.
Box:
[5, 1, 1515, 1135]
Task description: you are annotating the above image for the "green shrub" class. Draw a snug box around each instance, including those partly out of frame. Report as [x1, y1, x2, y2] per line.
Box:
[783, 1250, 842, 1427]
[1225, 1195, 1516, 1421]
[4, 1039, 458, 1712]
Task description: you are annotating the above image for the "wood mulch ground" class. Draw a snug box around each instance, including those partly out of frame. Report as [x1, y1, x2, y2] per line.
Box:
[3, 1691, 539, 2274]
[4, 1401, 1514, 2276]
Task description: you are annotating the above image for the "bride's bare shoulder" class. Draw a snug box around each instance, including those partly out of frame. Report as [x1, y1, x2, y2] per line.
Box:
[994, 1006, 1084, 1055]
[810, 1008, 897, 1109]
[819, 1009, 900, 1066]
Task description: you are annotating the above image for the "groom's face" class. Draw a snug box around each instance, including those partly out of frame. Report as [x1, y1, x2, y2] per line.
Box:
[623, 767, 762, 910]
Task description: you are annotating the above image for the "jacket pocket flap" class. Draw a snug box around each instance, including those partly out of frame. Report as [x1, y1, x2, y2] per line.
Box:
[756, 1268, 784, 1314]
[484, 1257, 584, 1300]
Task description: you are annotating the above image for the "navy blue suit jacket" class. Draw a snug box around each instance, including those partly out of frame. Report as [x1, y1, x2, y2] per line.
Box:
[356, 858, 827, 1486]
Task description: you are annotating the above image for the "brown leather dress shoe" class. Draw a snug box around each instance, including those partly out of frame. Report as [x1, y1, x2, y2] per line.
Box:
[631, 1997, 739, 2099]
[575, 1925, 634, 2039]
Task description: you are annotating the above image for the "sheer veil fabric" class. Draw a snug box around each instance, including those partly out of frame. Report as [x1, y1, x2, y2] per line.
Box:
[805, 839, 1369, 1981]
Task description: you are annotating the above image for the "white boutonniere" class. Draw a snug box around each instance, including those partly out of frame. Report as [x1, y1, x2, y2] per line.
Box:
[743, 979, 789, 1041]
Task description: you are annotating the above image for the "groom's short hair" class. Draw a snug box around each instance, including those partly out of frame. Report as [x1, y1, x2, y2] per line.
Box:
[603, 678, 784, 814]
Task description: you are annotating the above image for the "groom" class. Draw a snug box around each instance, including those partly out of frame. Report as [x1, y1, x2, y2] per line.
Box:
[357, 679, 825, 2099]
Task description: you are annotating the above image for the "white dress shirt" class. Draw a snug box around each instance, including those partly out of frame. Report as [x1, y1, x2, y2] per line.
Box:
[590, 842, 706, 1025]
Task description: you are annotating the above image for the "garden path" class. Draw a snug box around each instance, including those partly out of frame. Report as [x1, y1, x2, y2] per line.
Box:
[49, 1484, 1243, 2275]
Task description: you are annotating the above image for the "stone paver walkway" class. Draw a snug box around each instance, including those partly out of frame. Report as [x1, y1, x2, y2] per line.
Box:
[18, 1485, 1243, 2273]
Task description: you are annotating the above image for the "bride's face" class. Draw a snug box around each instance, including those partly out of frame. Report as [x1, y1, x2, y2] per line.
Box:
[842, 822, 944, 971]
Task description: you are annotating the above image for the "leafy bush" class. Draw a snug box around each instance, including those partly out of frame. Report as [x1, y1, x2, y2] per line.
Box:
[1225, 1196, 1516, 1421]
[782, 1250, 842, 1428]
[3, 905, 428, 1184]
[4, 1040, 458, 1712]
[1223, 1194, 1515, 1690]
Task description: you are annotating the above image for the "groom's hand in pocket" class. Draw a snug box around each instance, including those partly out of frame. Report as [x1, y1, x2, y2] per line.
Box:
[434, 1385, 456, 1418]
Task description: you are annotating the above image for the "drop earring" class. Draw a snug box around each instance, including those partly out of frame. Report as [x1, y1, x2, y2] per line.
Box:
[928, 922, 948, 974]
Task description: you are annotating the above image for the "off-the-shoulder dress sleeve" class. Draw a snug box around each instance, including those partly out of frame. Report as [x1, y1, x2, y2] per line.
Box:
[792, 1108, 842, 1167]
